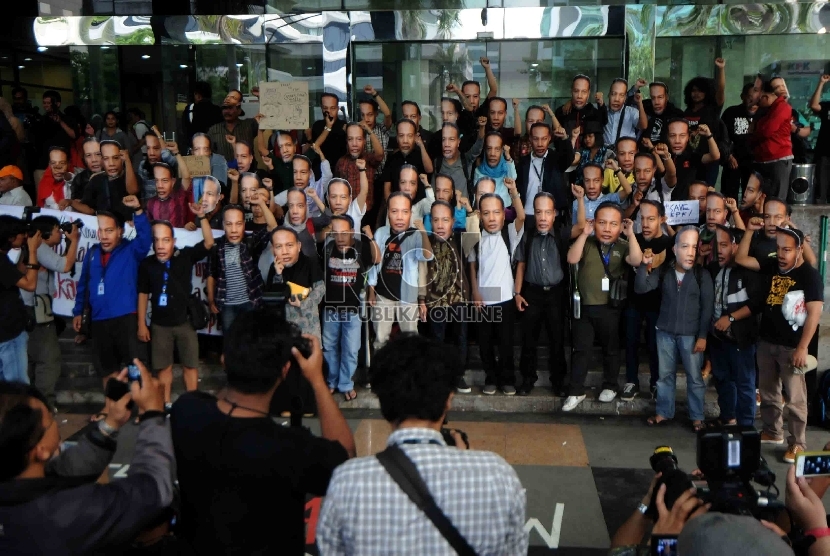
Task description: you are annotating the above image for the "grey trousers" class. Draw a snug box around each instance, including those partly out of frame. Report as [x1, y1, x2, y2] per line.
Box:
[755, 159, 792, 201]
[28, 323, 62, 407]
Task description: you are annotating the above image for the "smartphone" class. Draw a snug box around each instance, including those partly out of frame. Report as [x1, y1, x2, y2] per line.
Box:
[795, 452, 830, 477]
[127, 364, 142, 386]
[104, 378, 134, 410]
[651, 535, 678, 556]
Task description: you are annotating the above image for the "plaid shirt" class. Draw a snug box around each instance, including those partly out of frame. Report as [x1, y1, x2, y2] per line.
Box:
[365, 123, 391, 173]
[208, 229, 271, 310]
[317, 428, 528, 556]
[334, 151, 382, 211]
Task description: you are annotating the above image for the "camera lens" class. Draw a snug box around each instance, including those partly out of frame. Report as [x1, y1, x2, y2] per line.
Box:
[650, 446, 679, 474]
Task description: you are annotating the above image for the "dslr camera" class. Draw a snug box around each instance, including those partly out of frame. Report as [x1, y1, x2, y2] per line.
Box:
[59, 218, 85, 234]
[649, 426, 783, 520]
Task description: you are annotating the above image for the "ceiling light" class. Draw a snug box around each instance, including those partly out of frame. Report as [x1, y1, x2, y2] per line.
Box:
[531, 62, 538, 67]
[18, 65, 24, 69]
[100, 46, 109, 49]
[37, 47, 48, 52]
[24, 58, 32, 61]
[179, 64, 188, 68]
[141, 54, 150, 59]
[236, 63, 243, 67]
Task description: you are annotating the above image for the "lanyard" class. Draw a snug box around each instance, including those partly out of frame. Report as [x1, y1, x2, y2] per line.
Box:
[595, 241, 615, 278]
[161, 260, 171, 295]
[532, 153, 546, 182]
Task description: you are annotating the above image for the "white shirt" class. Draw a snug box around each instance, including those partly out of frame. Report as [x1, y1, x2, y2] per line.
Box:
[526, 152, 546, 204]
[0, 187, 33, 207]
[633, 176, 675, 234]
[468, 224, 524, 305]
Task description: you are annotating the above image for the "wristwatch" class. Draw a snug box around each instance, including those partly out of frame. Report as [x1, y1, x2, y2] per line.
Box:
[98, 419, 119, 439]
[637, 503, 649, 515]
[26, 263, 41, 270]
[728, 314, 735, 323]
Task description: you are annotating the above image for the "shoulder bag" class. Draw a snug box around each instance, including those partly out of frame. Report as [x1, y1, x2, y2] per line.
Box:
[377, 444, 478, 556]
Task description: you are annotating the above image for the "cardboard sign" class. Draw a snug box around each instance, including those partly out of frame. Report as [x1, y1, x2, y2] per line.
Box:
[664, 200, 699, 225]
[258, 81, 309, 130]
[182, 155, 211, 177]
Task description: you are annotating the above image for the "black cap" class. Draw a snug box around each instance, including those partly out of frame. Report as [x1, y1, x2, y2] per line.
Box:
[776, 225, 804, 247]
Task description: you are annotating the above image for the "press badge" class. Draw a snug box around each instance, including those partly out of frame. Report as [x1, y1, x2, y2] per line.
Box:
[601, 277, 610, 292]
[158, 294, 168, 307]
[97, 281, 105, 295]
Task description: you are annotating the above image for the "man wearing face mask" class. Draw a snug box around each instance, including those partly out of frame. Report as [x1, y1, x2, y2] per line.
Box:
[600, 79, 648, 146]
[555, 74, 601, 149]
[334, 122, 383, 214]
[138, 209, 213, 410]
[136, 132, 180, 200]
[635, 226, 713, 431]
[282, 187, 330, 260]
[736, 222, 824, 463]
[37, 147, 71, 209]
[381, 119, 434, 203]
[72, 140, 140, 222]
[516, 122, 575, 214]
[146, 162, 192, 229]
[207, 198, 278, 333]
[359, 87, 393, 173]
[273, 153, 329, 218]
[0, 371, 173, 555]
[62, 137, 104, 205]
[431, 121, 485, 200]
[311, 93, 348, 167]
[188, 133, 228, 198]
[261, 131, 297, 194]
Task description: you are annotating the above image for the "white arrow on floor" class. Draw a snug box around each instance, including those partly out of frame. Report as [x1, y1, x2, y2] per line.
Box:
[524, 502, 564, 549]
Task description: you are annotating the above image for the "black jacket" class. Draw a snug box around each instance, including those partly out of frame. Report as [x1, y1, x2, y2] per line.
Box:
[516, 140, 575, 218]
[706, 263, 760, 349]
[0, 417, 174, 555]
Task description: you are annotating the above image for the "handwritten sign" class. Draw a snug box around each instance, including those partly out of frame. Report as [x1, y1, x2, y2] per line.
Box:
[664, 200, 699, 226]
[0, 207, 224, 335]
[182, 155, 211, 177]
[258, 81, 309, 130]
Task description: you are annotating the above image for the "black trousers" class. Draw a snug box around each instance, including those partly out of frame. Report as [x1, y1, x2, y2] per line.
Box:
[569, 304, 621, 396]
[477, 299, 516, 387]
[518, 283, 568, 389]
[720, 162, 753, 201]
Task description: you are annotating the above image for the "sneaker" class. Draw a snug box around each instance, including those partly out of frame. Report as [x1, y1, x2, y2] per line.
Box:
[562, 395, 586, 412]
[784, 445, 804, 464]
[501, 385, 516, 396]
[621, 383, 638, 402]
[482, 384, 497, 395]
[456, 377, 472, 393]
[598, 389, 617, 403]
[518, 383, 534, 396]
[760, 432, 784, 445]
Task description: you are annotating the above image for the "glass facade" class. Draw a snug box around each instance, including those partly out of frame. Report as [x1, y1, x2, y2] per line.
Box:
[4, 2, 828, 156]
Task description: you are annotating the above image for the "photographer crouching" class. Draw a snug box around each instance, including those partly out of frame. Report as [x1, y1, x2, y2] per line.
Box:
[609, 433, 830, 556]
[317, 333, 529, 555]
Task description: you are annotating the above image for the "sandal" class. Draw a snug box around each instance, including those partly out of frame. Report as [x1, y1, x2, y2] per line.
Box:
[706, 419, 736, 429]
[691, 421, 705, 433]
[344, 390, 357, 402]
[647, 415, 670, 426]
[89, 412, 107, 423]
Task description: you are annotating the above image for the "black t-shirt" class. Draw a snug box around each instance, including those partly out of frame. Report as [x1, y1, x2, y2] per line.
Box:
[170, 391, 349, 556]
[815, 101, 830, 156]
[627, 234, 675, 311]
[36, 111, 76, 167]
[374, 230, 414, 301]
[311, 118, 347, 172]
[324, 241, 374, 310]
[643, 101, 684, 144]
[720, 104, 756, 162]
[683, 103, 722, 137]
[671, 148, 705, 201]
[554, 104, 601, 147]
[381, 147, 427, 191]
[265, 252, 322, 293]
[750, 232, 778, 261]
[81, 173, 132, 222]
[757, 258, 824, 348]
[0, 254, 25, 342]
[138, 243, 209, 327]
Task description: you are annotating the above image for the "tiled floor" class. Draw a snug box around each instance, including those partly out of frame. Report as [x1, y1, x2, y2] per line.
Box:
[62, 408, 830, 554]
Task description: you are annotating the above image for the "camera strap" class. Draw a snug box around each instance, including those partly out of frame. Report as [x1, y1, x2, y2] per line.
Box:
[376, 444, 478, 556]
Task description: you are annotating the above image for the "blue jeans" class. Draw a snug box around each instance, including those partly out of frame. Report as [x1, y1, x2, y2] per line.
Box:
[624, 306, 659, 387]
[221, 302, 255, 333]
[709, 337, 756, 427]
[655, 330, 705, 421]
[0, 331, 29, 383]
[322, 308, 362, 392]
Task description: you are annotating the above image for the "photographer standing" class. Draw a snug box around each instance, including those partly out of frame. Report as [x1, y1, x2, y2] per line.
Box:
[170, 309, 354, 555]
[22, 216, 79, 410]
[317, 333, 528, 555]
[0, 215, 41, 383]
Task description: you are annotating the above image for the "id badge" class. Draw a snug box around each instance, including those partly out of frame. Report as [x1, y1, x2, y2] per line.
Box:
[97, 281, 105, 296]
[601, 277, 610, 292]
[158, 293, 168, 307]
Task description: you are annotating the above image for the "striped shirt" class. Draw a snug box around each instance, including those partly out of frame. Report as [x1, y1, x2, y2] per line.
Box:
[223, 243, 250, 305]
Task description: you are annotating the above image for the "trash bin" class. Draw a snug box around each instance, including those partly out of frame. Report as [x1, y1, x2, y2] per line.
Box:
[789, 164, 816, 205]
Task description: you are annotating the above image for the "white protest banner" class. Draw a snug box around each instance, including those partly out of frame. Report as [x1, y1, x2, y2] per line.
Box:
[258, 81, 309, 130]
[664, 200, 700, 226]
[0, 207, 225, 335]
